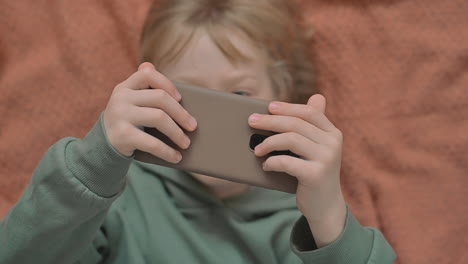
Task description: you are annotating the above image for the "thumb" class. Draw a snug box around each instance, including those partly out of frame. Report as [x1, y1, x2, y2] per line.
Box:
[307, 94, 326, 114]
[138, 62, 156, 72]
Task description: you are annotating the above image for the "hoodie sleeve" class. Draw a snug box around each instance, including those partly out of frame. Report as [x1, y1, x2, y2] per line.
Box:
[0, 112, 133, 264]
[290, 206, 397, 264]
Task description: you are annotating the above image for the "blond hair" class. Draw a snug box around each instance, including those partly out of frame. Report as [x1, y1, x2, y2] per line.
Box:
[140, 0, 315, 103]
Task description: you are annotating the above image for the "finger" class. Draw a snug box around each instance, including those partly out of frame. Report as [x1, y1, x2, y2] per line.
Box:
[307, 94, 326, 114]
[268, 101, 336, 132]
[121, 66, 182, 101]
[131, 127, 182, 164]
[262, 155, 309, 180]
[130, 89, 197, 131]
[249, 114, 329, 144]
[129, 106, 191, 150]
[138, 62, 155, 71]
[254, 132, 324, 160]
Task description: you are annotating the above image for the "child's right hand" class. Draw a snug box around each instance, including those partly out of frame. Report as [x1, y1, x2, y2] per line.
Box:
[103, 62, 197, 163]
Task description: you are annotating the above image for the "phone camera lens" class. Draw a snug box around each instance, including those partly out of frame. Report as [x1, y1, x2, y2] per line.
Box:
[249, 134, 268, 151]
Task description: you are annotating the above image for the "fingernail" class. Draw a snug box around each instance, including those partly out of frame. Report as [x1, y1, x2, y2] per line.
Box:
[174, 152, 182, 163]
[183, 135, 191, 148]
[175, 91, 182, 101]
[189, 117, 197, 130]
[249, 114, 262, 123]
[270, 102, 280, 111]
[262, 162, 269, 171]
[254, 145, 261, 155]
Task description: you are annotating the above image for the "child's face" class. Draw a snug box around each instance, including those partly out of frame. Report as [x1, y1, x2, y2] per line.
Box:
[157, 31, 276, 198]
[160, 31, 276, 100]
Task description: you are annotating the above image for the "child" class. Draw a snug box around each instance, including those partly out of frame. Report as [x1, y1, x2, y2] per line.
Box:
[0, 0, 396, 263]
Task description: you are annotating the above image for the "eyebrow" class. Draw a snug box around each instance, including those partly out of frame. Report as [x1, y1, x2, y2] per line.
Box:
[225, 73, 257, 83]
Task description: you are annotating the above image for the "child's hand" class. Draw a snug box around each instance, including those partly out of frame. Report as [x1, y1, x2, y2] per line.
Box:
[248, 95, 347, 248]
[103, 62, 197, 163]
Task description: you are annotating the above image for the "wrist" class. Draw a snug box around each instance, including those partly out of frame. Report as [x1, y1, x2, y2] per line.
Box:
[304, 198, 347, 248]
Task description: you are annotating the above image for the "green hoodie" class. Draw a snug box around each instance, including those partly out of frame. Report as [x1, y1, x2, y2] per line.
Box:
[0, 113, 396, 264]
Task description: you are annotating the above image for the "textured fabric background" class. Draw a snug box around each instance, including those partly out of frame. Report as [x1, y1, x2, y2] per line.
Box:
[0, 1, 467, 263]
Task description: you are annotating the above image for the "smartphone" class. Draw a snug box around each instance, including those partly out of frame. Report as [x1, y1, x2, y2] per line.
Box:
[133, 82, 298, 193]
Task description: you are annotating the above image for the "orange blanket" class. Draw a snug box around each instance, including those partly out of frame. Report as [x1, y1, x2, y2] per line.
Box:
[1, 1, 467, 263]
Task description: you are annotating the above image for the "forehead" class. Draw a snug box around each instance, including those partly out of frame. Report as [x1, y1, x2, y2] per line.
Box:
[160, 30, 268, 78]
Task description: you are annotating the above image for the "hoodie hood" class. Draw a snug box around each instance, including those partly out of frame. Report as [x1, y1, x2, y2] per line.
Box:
[134, 161, 298, 221]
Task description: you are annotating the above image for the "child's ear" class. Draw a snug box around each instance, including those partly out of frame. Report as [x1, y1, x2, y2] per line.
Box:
[307, 94, 326, 114]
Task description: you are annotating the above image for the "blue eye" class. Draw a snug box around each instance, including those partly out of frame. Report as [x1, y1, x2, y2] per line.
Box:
[233, 91, 250, 96]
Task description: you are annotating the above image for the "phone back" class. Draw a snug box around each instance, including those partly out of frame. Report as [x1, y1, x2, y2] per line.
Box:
[133, 82, 298, 193]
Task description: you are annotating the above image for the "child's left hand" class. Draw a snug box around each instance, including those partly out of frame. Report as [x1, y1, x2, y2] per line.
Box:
[248, 94, 347, 248]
